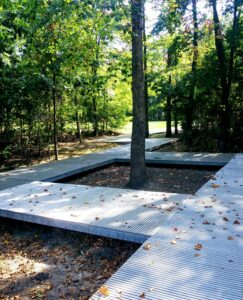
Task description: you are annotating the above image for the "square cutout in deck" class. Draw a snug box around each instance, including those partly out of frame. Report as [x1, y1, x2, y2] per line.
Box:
[57, 163, 220, 194]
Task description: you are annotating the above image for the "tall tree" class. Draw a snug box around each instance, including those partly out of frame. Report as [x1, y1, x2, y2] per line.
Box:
[184, 0, 199, 139]
[211, 0, 230, 151]
[143, 0, 149, 138]
[129, 0, 146, 188]
[210, 0, 241, 151]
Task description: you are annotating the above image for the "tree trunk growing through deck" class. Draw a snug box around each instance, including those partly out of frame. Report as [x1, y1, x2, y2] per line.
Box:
[129, 0, 146, 188]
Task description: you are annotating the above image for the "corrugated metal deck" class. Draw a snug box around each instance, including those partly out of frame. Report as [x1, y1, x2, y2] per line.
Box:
[0, 182, 189, 243]
[90, 154, 243, 300]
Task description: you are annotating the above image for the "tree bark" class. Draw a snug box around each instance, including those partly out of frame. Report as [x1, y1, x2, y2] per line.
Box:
[228, 0, 240, 96]
[52, 71, 59, 161]
[76, 110, 82, 143]
[143, 1, 149, 138]
[185, 0, 198, 137]
[174, 101, 178, 135]
[129, 0, 146, 188]
[165, 74, 172, 137]
[211, 0, 230, 151]
[91, 38, 100, 136]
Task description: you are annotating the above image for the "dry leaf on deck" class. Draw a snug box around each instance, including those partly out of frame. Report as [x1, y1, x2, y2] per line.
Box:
[143, 243, 152, 250]
[194, 243, 203, 251]
[211, 184, 220, 188]
[98, 286, 109, 297]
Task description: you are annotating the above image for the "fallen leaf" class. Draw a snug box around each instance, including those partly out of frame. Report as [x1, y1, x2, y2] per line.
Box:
[194, 243, 203, 251]
[143, 243, 152, 250]
[227, 236, 234, 240]
[98, 286, 109, 297]
[211, 184, 220, 188]
[203, 220, 211, 225]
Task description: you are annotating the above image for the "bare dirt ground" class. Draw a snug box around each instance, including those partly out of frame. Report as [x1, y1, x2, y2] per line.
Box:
[65, 164, 217, 194]
[0, 218, 139, 300]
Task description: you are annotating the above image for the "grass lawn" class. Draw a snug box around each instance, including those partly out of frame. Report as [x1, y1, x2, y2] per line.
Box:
[118, 121, 167, 134]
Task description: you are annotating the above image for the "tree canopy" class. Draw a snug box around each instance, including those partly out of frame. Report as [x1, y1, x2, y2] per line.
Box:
[0, 0, 242, 165]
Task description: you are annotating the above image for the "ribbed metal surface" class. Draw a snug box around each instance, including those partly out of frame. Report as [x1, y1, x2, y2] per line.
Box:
[91, 237, 243, 300]
[0, 181, 189, 243]
[91, 155, 243, 300]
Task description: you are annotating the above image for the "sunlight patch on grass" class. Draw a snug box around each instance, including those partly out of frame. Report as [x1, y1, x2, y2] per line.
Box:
[118, 121, 167, 134]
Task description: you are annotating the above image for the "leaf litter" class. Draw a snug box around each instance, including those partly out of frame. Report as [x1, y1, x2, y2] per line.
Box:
[0, 218, 139, 300]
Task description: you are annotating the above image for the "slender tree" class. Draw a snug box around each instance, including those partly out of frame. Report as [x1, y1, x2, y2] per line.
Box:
[184, 0, 199, 138]
[129, 0, 146, 188]
[143, 0, 149, 138]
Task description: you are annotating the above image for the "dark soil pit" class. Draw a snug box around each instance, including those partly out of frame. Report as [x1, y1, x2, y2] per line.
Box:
[62, 164, 218, 194]
[0, 218, 139, 300]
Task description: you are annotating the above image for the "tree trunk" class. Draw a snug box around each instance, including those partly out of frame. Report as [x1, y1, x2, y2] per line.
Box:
[52, 72, 59, 161]
[228, 0, 240, 97]
[211, 0, 230, 151]
[92, 39, 100, 137]
[76, 110, 82, 143]
[174, 101, 178, 135]
[143, 1, 149, 138]
[185, 0, 198, 137]
[74, 96, 82, 143]
[165, 74, 172, 137]
[129, 0, 146, 188]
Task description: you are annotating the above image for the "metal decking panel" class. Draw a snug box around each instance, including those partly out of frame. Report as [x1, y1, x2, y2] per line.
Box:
[91, 236, 243, 300]
[91, 154, 243, 300]
[0, 181, 189, 243]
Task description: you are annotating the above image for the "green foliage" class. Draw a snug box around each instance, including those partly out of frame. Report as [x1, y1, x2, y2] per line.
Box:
[0, 0, 132, 160]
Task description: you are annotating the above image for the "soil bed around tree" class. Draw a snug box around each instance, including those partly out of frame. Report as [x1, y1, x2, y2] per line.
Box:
[62, 164, 217, 194]
[0, 218, 139, 300]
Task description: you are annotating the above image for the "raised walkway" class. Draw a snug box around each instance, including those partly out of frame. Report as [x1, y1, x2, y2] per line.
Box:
[91, 154, 243, 300]
[0, 182, 189, 243]
[0, 139, 174, 191]
[0, 138, 241, 299]
[0, 138, 234, 191]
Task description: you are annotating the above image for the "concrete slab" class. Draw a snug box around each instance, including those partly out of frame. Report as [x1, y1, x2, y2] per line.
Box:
[0, 181, 189, 243]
